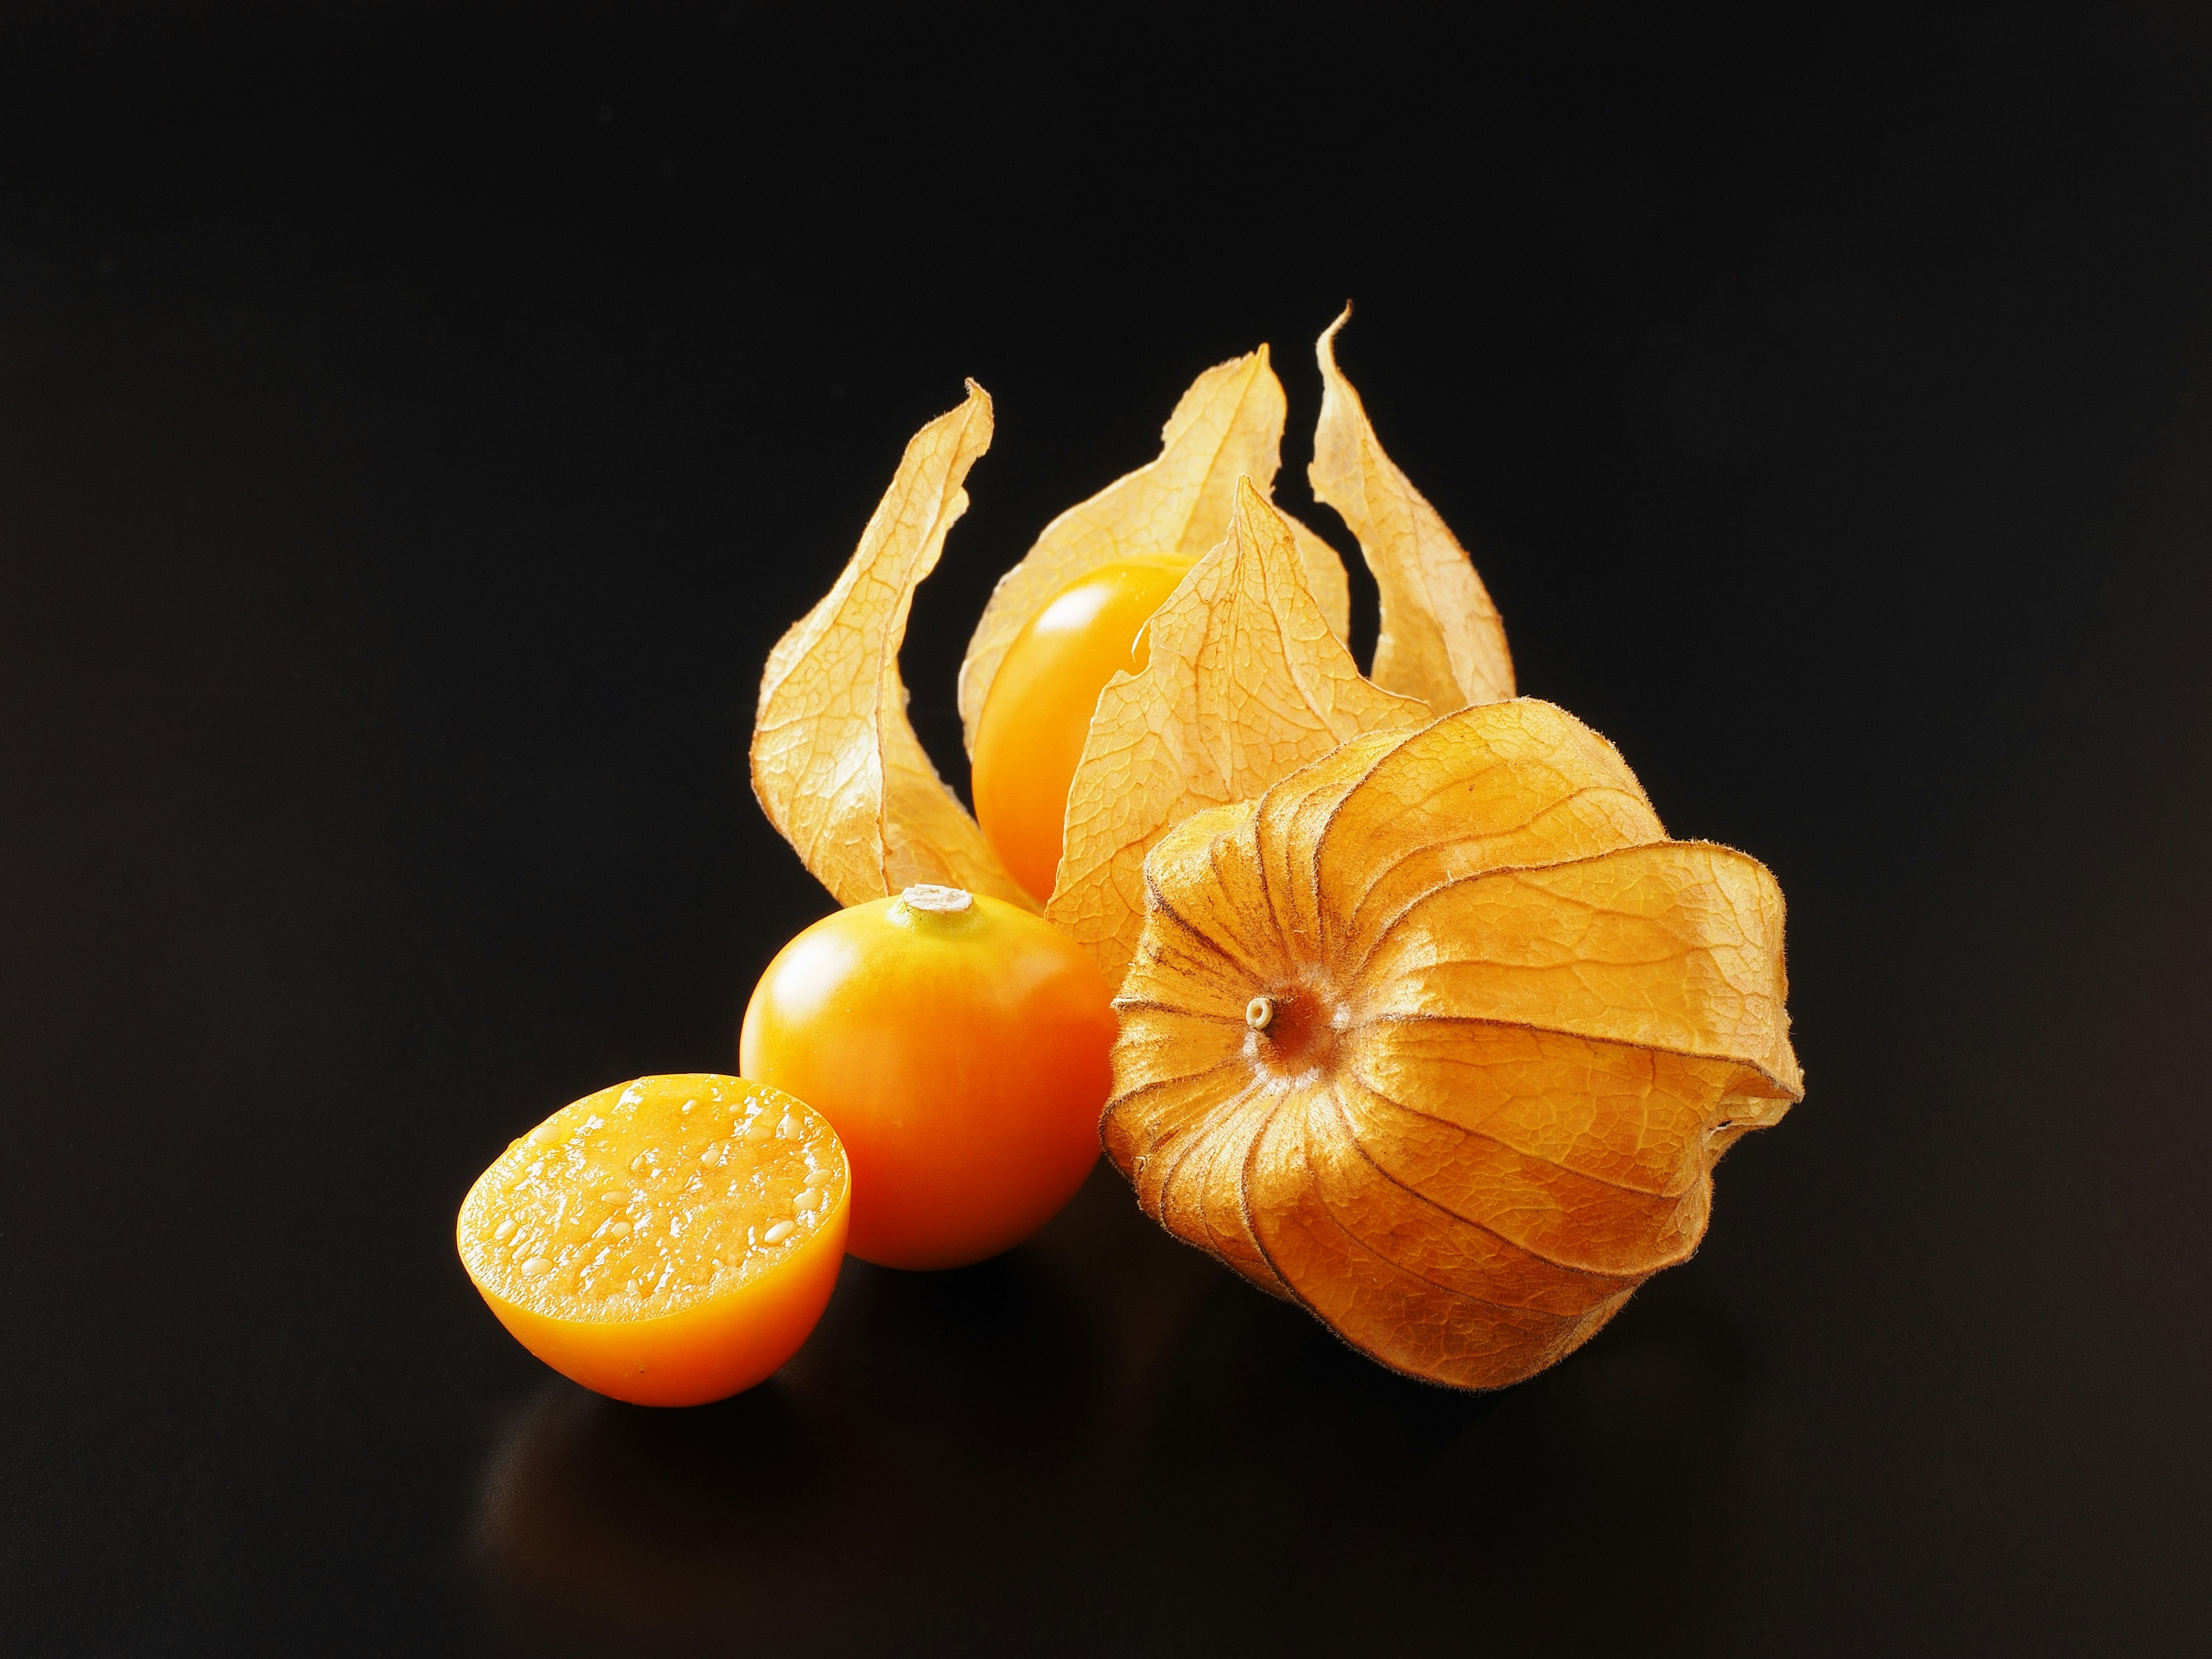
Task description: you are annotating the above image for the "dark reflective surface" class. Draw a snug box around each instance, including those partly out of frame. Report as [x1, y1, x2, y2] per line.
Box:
[4, 2, 2209, 1652]
[470, 1168, 1760, 1656]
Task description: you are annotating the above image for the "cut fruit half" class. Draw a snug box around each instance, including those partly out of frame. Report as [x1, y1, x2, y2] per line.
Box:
[457, 1073, 850, 1406]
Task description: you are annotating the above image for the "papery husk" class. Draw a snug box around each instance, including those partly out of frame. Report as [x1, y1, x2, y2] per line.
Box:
[1101, 698, 1802, 1390]
[1310, 309, 1514, 712]
[956, 346, 1351, 755]
[750, 382, 1034, 909]
[754, 319, 1524, 976]
[1047, 479, 1430, 984]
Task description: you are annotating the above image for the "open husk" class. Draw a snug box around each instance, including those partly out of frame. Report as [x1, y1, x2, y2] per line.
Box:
[1045, 479, 1427, 984]
[1101, 698, 1802, 1390]
[1310, 308, 1514, 711]
[749, 381, 1033, 910]
[755, 319, 1505, 945]
[956, 346, 1351, 757]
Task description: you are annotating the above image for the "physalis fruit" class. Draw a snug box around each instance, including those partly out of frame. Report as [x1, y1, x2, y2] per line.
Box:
[457, 1074, 849, 1406]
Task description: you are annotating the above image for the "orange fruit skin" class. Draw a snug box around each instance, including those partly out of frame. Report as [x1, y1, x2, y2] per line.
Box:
[739, 894, 1116, 1270]
[457, 1075, 849, 1407]
[970, 555, 1193, 902]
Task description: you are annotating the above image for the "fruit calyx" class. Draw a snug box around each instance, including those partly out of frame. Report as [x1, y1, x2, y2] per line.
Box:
[1244, 980, 1344, 1080]
[895, 884, 973, 915]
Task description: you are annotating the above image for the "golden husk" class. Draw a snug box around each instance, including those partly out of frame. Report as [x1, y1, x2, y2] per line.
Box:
[1102, 699, 1801, 1389]
[956, 344, 1351, 756]
[749, 382, 1033, 910]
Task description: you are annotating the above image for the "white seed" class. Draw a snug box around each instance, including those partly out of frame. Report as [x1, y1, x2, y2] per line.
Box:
[801, 1169, 830, 1189]
[606, 1221, 631, 1237]
[700, 1145, 725, 1166]
[793, 1188, 820, 1212]
[600, 1190, 627, 1203]
[520, 1256, 551, 1275]
[763, 1221, 796, 1245]
[744, 1116, 774, 1142]
[493, 1218, 517, 1242]
[681, 1099, 696, 1113]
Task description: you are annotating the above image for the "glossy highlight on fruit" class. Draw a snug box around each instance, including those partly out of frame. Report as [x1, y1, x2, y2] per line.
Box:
[740, 885, 1116, 1270]
[972, 555, 1193, 902]
[457, 1073, 849, 1406]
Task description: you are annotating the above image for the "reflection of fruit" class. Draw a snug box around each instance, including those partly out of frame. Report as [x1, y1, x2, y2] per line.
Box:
[472, 1381, 841, 1644]
[740, 885, 1116, 1270]
[457, 1073, 848, 1406]
[971, 555, 1192, 902]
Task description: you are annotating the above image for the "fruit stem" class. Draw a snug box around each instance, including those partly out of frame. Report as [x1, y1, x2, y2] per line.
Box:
[897, 884, 973, 914]
[1245, 995, 1275, 1032]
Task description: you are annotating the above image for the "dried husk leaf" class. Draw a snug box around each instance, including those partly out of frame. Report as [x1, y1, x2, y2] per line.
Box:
[956, 347, 1351, 754]
[1103, 698, 1801, 1389]
[750, 383, 1035, 910]
[1310, 309, 1515, 712]
[1047, 479, 1430, 984]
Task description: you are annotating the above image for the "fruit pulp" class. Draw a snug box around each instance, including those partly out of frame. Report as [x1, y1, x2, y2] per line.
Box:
[456, 1073, 849, 1406]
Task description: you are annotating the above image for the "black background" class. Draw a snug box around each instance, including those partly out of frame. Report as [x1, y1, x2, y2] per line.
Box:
[5, 2, 2209, 1653]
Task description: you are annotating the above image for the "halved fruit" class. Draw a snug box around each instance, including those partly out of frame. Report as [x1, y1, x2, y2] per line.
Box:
[457, 1073, 849, 1406]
